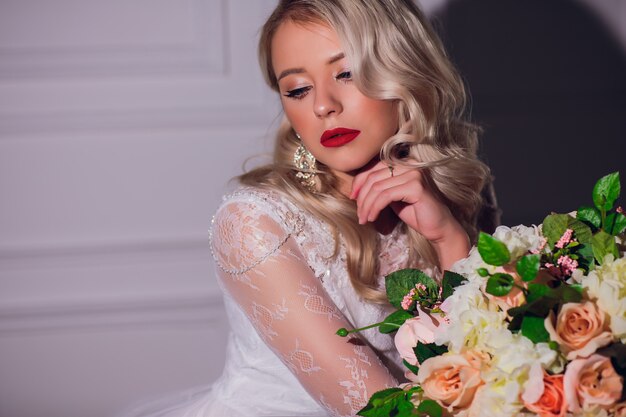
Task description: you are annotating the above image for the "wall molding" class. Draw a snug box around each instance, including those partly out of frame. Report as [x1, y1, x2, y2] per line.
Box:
[0, 237, 227, 335]
[0, 102, 281, 136]
[0, 233, 213, 271]
[0, 0, 225, 79]
[0, 292, 224, 334]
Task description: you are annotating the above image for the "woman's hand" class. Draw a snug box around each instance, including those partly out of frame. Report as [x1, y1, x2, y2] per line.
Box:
[350, 161, 470, 269]
[350, 161, 453, 241]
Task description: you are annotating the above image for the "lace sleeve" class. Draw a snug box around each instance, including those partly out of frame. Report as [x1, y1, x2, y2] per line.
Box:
[210, 198, 398, 417]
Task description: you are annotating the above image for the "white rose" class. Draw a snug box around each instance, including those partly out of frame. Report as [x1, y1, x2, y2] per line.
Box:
[439, 301, 508, 354]
[490, 332, 556, 376]
[493, 225, 543, 259]
[439, 279, 486, 321]
[451, 246, 489, 281]
[468, 368, 525, 417]
[580, 255, 626, 342]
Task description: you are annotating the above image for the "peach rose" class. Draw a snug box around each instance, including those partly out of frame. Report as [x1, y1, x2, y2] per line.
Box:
[416, 351, 484, 413]
[486, 265, 527, 312]
[523, 371, 567, 417]
[394, 307, 446, 366]
[544, 301, 613, 360]
[564, 354, 623, 412]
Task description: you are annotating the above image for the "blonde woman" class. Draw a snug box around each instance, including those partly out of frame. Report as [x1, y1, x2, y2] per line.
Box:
[121, 0, 497, 416]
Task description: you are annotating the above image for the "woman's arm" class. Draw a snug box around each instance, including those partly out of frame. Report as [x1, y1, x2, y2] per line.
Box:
[211, 199, 397, 417]
[428, 221, 471, 271]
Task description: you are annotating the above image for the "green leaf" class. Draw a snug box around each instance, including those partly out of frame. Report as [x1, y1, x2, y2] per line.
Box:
[614, 213, 626, 235]
[516, 254, 540, 282]
[567, 218, 593, 245]
[357, 388, 400, 417]
[592, 230, 619, 264]
[477, 268, 490, 277]
[403, 359, 419, 375]
[416, 399, 443, 417]
[526, 283, 551, 303]
[507, 282, 581, 329]
[593, 172, 620, 211]
[385, 269, 438, 309]
[395, 399, 415, 417]
[477, 232, 511, 266]
[559, 284, 584, 303]
[508, 297, 555, 331]
[414, 342, 447, 364]
[369, 388, 403, 407]
[358, 388, 405, 417]
[577, 205, 602, 229]
[521, 315, 550, 343]
[508, 297, 554, 321]
[542, 214, 570, 248]
[357, 387, 423, 417]
[607, 212, 626, 236]
[485, 273, 514, 296]
[577, 243, 595, 272]
[441, 270, 466, 300]
[379, 309, 414, 334]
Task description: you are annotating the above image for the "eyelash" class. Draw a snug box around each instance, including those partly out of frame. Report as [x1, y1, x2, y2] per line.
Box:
[284, 71, 352, 100]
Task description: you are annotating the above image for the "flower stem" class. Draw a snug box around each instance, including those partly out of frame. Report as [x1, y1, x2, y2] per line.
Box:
[336, 321, 385, 337]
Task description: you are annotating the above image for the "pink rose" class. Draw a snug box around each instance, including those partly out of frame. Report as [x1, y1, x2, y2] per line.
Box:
[416, 351, 484, 413]
[394, 307, 447, 366]
[523, 371, 567, 417]
[544, 301, 613, 360]
[564, 354, 623, 412]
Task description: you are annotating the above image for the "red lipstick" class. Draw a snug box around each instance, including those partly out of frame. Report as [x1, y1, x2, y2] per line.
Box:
[320, 128, 361, 148]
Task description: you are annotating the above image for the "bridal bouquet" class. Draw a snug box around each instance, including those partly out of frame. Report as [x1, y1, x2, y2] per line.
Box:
[338, 172, 626, 417]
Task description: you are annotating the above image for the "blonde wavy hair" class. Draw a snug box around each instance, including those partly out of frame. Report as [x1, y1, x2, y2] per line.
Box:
[239, 0, 491, 302]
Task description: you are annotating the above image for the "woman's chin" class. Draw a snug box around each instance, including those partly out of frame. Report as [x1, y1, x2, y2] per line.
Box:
[329, 156, 381, 177]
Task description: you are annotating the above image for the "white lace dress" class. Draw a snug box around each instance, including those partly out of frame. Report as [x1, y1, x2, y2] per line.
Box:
[119, 186, 425, 417]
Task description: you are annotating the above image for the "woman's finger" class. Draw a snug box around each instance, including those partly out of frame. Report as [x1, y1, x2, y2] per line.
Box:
[362, 182, 417, 223]
[358, 170, 422, 223]
[350, 161, 392, 199]
[355, 166, 406, 222]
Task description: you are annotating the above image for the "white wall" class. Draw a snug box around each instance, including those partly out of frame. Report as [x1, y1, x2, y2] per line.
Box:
[0, 1, 279, 416]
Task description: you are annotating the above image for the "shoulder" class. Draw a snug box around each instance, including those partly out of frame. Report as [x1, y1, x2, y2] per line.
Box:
[209, 186, 306, 275]
[213, 186, 305, 234]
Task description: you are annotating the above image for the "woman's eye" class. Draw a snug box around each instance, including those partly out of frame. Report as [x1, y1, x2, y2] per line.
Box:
[336, 71, 352, 81]
[284, 86, 311, 100]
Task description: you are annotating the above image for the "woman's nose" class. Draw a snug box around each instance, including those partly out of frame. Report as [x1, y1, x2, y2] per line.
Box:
[313, 86, 342, 118]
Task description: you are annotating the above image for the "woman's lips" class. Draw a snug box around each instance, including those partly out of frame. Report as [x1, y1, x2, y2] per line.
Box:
[320, 128, 361, 147]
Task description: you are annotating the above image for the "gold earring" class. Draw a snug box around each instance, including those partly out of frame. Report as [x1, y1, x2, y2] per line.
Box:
[293, 134, 317, 191]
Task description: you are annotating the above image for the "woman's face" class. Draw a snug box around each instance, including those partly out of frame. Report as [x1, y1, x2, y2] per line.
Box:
[271, 20, 398, 184]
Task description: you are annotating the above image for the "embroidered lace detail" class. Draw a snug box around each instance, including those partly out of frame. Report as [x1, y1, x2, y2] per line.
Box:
[285, 339, 322, 375]
[378, 227, 410, 278]
[250, 299, 288, 341]
[298, 283, 342, 321]
[339, 345, 372, 415]
[209, 188, 304, 276]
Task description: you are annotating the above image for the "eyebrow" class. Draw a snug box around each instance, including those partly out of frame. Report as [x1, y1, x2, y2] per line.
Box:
[276, 52, 345, 82]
